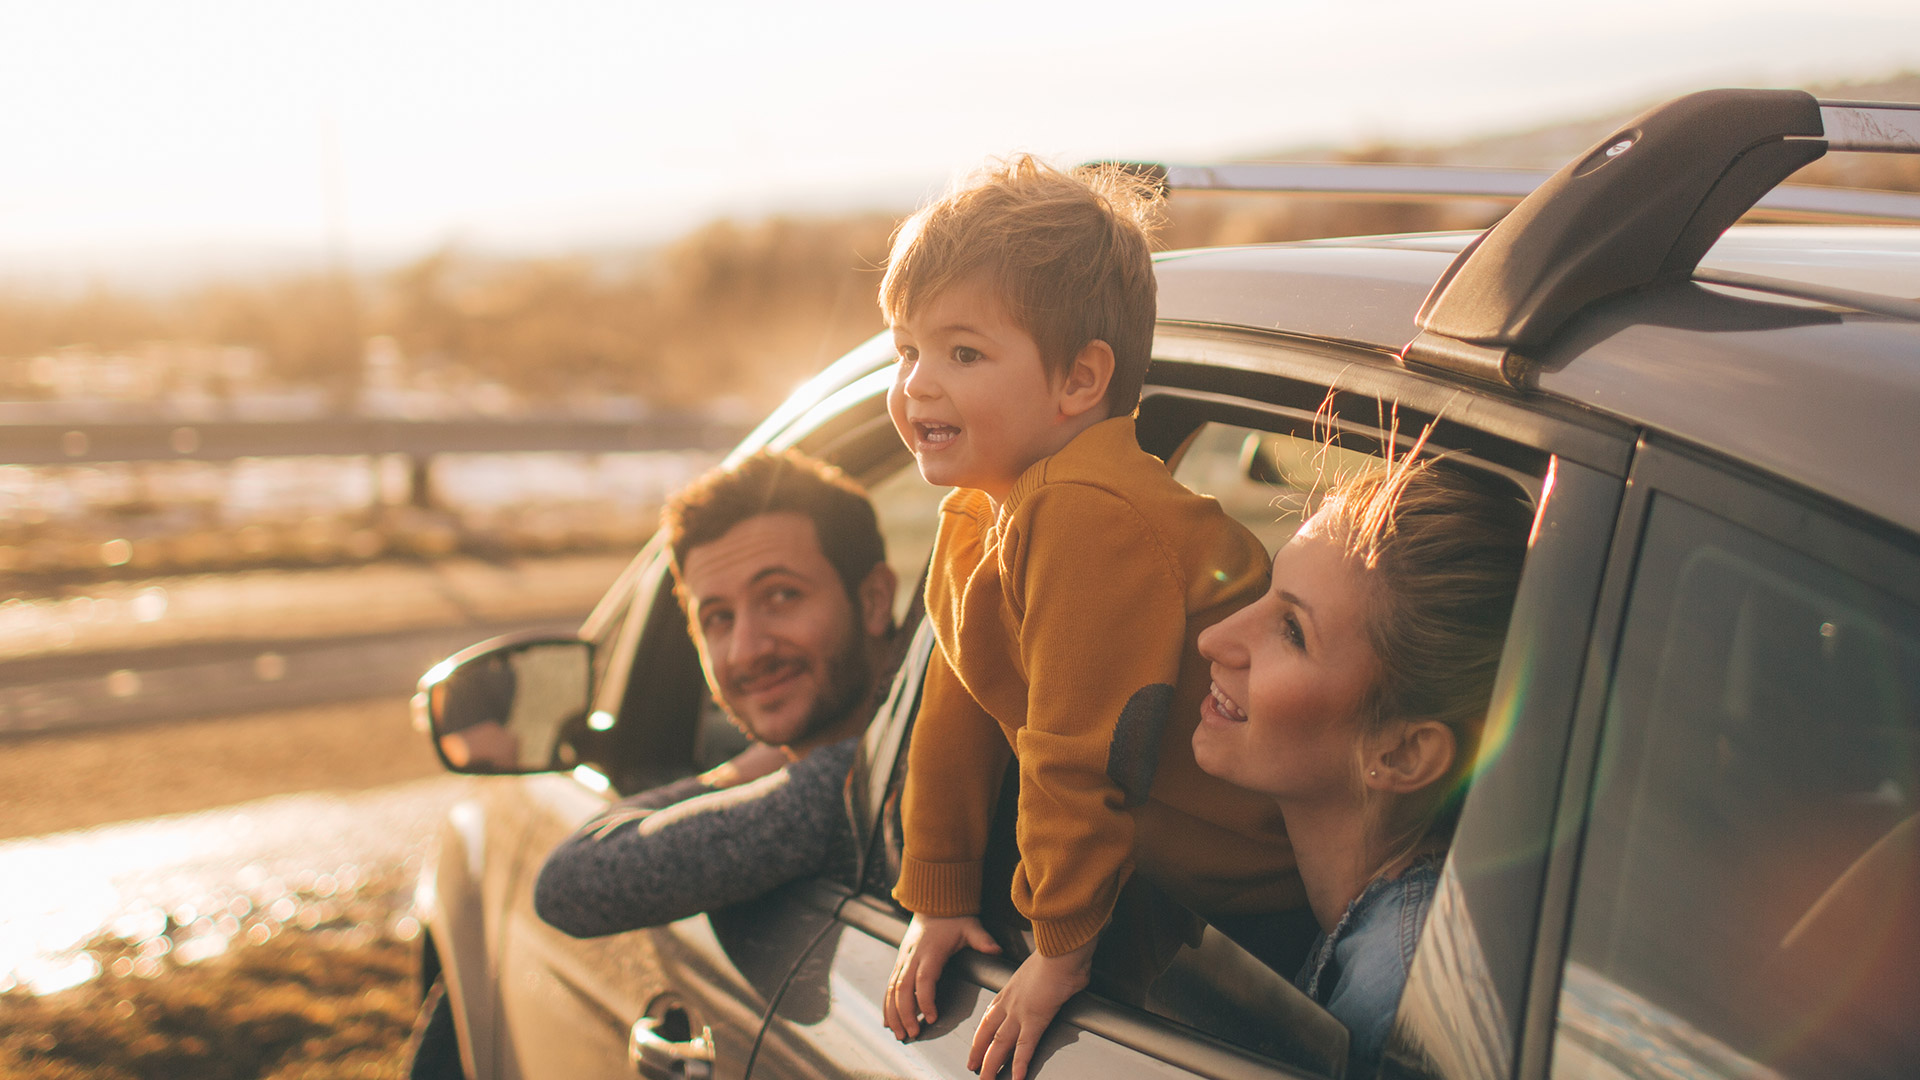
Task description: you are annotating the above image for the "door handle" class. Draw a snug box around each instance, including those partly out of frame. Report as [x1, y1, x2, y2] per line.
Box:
[630, 1010, 714, 1080]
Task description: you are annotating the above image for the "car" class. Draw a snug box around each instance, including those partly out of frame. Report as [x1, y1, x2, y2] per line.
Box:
[403, 88, 1920, 1080]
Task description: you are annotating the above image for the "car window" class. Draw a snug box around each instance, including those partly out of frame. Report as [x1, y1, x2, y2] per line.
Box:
[1554, 492, 1920, 1080]
[863, 409, 1544, 1075]
[1170, 421, 1383, 553]
[863, 460, 944, 625]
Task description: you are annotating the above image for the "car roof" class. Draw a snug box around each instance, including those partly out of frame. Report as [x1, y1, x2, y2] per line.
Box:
[1153, 225, 1920, 537]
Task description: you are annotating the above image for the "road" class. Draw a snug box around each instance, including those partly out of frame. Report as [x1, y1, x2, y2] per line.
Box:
[0, 552, 631, 995]
[0, 552, 631, 737]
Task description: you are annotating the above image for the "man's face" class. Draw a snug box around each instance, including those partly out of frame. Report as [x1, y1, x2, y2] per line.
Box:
[680, 512, 880, 751]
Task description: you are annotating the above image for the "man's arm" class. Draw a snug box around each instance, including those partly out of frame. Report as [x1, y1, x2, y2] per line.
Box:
[533, 737, 860, 938]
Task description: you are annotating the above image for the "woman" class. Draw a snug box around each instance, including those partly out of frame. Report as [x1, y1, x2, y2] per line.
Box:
[1192, 454, 1531, 1075]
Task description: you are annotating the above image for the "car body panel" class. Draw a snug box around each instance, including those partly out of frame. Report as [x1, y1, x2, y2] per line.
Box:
[1533, 284, 1920, 535]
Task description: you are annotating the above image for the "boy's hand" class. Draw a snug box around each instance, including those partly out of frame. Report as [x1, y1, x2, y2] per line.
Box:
[885, 914, 1000, 1041]
[968, 939, 1095, 1080]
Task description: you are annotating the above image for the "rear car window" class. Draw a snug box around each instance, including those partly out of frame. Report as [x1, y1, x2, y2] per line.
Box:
[1555, 492, 1920, 1079]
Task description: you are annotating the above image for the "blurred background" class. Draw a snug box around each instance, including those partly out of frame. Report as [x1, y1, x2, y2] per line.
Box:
[2, 1, 1918, 1075]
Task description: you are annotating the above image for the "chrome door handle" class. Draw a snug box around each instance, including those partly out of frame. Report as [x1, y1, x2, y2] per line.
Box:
[629, 1013, 714, 1080]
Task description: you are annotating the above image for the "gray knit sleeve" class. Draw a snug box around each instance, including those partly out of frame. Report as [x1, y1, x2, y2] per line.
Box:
[533, 737, 861, 938]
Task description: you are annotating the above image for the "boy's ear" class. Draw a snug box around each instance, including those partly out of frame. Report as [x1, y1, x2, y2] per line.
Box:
[1057, 339, 1115, 420]
[1364, 719, 1456, 795]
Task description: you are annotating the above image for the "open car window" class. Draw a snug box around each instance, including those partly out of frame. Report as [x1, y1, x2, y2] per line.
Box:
[855, 387, 1547, 1077]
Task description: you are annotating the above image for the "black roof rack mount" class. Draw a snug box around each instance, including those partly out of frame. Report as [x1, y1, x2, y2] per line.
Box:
[1395, 88, 1920, 387]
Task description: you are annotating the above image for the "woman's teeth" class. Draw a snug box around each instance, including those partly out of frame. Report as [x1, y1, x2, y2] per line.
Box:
[1209, 682, 1246, 721]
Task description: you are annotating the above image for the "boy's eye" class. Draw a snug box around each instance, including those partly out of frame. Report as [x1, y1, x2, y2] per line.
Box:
[895, 346, 918, 366]
[952, 346, 983, 365]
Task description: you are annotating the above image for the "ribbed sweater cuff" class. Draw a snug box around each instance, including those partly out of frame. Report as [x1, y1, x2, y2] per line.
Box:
[1032, 909, 1111, 957]
[893, 857, 983, 917]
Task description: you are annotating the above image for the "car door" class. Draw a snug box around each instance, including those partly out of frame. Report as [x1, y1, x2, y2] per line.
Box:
[487, 534, 799, 1080]
[753, 334, 1618, 1080]
[1533, 441, 1920, 1080]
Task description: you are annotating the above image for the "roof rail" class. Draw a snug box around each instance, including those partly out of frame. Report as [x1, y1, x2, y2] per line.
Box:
[1150, 161, 1920, 223]
[1397, 89, 1920, 387]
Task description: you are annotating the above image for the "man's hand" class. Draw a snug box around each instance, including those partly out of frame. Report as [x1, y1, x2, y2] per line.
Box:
[701, 741, 790, 789]
[885, 914, 1000, 1041]
[968, 939, 1095, 1080]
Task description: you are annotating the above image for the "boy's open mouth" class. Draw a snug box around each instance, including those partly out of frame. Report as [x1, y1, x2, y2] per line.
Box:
[913, 422, 960, 446]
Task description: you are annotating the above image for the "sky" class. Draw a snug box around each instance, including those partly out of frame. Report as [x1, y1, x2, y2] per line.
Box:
[2, 0, 1917, 284]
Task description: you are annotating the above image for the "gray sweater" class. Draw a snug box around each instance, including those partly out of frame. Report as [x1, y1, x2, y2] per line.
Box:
[533, 737, 861, 938]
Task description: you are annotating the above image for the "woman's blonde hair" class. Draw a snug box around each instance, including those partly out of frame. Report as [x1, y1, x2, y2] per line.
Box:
[1315, 443, 1532, 849]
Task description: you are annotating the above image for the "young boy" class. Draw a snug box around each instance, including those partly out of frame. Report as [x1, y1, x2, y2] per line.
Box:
[881, 157, 1300, 1080]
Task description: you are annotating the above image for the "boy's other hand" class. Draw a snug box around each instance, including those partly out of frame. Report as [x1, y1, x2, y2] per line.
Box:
[968, 939, 1095, 1080]
[885, 913, 1000, 1041]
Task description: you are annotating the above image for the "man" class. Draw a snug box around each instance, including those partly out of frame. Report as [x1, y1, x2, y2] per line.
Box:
[533, 449, 898, 937]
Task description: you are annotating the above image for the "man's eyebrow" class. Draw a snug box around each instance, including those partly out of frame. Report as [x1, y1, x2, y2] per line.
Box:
[747, 565, 806, 587]
[692, 565, 808, 613]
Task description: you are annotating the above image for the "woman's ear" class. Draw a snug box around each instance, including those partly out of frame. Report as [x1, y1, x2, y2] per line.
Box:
[1364, 720, 1457, 795]
[1057, 339, 1115, 420]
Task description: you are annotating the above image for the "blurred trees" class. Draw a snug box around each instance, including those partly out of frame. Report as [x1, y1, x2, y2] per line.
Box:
[0, 213, 903, 414]
[3, 69, 1915, 415]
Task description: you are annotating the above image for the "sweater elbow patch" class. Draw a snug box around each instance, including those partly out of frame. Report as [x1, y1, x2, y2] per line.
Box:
[1106, 683, 1174, 807]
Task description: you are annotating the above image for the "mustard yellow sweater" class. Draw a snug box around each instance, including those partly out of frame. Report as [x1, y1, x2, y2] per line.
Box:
[893, 417, 1301, 956]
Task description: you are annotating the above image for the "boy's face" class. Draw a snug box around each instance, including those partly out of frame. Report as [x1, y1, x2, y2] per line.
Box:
[888, 277, 1081, 501]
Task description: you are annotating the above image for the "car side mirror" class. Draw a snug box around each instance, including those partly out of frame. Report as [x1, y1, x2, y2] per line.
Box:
[412, 636, 594, 775]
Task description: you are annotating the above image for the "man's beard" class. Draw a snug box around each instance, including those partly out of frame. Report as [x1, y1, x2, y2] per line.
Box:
[729, 636, 873, 748]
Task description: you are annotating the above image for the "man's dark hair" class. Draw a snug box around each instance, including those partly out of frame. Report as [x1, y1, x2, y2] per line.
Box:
[662, 450, 887, 606]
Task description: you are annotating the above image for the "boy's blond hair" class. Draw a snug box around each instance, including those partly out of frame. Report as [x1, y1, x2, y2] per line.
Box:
[879, 155, 1163, 416]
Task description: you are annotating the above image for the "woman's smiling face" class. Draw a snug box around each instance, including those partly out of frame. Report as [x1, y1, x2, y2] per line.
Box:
[1193, 512, 1382, 803]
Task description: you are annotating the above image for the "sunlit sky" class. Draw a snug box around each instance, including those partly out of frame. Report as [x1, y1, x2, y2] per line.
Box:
[3, 0, 1918, 283]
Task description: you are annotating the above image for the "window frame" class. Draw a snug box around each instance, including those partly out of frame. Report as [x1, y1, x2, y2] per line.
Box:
[842, 331, 1606, 1078]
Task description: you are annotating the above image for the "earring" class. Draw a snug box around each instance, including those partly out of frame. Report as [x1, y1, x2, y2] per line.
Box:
[1368, 769, 1378, 778]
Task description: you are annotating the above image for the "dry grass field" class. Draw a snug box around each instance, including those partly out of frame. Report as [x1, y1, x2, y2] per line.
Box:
[1, 915, 419, 1079]
[0, 698, 455, 1078]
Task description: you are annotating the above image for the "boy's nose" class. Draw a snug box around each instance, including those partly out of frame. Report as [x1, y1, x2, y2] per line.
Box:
[899, 361, 940, 399]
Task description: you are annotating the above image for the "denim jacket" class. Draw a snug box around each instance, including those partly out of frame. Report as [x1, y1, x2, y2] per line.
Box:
[1296, 854, 1442, 1076]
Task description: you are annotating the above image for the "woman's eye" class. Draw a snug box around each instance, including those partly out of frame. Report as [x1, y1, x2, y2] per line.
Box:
[952, 346, 982, 365]
[1283, 614, 1306, 651]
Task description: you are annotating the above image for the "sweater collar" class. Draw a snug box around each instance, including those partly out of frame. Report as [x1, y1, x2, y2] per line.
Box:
[998, 415, 1138, 521]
